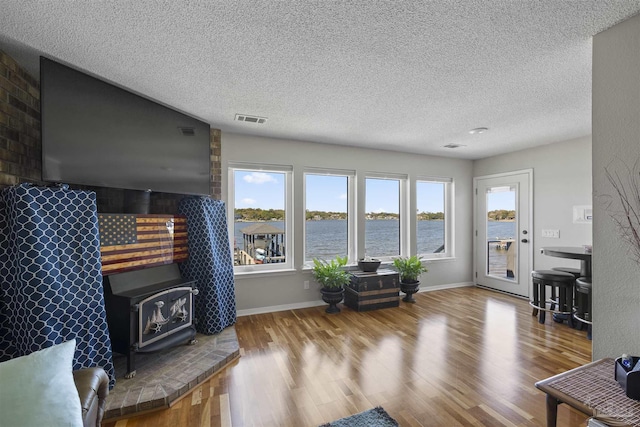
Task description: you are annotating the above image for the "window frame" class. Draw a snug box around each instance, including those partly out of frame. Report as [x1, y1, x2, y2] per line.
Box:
[415, 176, 454, 260]
[302, 168, 356, 267]
[228, 162, 294, 274]
[362, 172, 409, 262]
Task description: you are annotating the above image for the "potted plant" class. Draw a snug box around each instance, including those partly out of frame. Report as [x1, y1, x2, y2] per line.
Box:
[312, 256, 351, 313]
[392, 255, 428, 303]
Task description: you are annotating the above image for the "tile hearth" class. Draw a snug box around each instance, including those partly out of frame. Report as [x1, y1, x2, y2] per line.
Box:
[104, 326, 239, 421]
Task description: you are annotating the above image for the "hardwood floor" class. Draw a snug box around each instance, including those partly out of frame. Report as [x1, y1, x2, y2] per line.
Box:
[104, 286, 592, 427]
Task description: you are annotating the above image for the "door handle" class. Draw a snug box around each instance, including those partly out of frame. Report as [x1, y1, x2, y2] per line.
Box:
[521, 239, 529, 243]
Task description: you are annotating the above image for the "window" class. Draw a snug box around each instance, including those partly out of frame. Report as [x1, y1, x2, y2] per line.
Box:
[416, 178, 453, 258]
[228, 163, 293, 273]
[364, 175, 405, 259]
[304, 170, 355, 264]
[227, 163, 453, 275]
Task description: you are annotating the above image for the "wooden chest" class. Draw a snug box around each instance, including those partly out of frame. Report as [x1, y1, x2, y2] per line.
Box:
[344, 268, 400, 311]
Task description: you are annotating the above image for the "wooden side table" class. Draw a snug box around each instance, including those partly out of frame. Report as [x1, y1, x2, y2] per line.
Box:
[535, 358, 640, 427]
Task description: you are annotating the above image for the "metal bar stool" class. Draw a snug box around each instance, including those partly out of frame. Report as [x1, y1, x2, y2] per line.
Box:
[551, 266, 581, 278]
[551, 266, 582, 325]
[530, 270, 575, 324]
[573, 277, 592, 340]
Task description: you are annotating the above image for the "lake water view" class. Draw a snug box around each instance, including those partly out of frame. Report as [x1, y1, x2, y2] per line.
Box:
[234, 219, 516, 261]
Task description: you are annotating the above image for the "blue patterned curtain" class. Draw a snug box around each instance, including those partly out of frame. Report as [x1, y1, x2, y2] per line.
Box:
[0, 184, 115, 387]
[179, 197, 236, 334]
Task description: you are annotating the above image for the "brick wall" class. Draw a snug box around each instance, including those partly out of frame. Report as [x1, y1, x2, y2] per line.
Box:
[0, 50, 222, 212]
[210, 128, 222, 199]
[0, 51, 42, 187]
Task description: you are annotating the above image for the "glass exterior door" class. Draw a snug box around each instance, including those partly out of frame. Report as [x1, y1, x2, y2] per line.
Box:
[486, 185, 517, 281]
[475, 172, 531, 297]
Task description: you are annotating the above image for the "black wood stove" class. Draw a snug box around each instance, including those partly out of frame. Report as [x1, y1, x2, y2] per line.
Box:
[103, 264, 198, 378]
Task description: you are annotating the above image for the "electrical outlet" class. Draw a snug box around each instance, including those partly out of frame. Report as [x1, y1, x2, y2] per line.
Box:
[542, 229, 560, 238]
[304, 280, 310, 290]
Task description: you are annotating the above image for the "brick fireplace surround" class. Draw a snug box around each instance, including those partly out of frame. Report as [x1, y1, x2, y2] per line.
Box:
[106, 328, 240, 420]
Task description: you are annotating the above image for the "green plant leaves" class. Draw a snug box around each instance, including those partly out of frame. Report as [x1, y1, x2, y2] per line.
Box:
[311, 256, 350, 289]
[392, 255, 428, 283]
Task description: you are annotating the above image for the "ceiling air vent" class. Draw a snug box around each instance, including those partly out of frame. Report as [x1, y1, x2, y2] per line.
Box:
[178, 127, 196, 136]
[443, 143, 466, 149]
[235, 114, 267, 124]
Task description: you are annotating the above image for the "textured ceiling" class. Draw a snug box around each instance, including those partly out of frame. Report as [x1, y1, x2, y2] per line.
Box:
[1, 1, 639, 160]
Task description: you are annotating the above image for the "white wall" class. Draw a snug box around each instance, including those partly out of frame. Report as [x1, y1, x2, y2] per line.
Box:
[222, 133, 474, 312]
[592, 13, 640, 359]
[473, 136, 593, 272]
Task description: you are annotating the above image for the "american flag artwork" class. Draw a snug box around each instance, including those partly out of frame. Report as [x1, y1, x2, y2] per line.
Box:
[98, 214, 188, 275]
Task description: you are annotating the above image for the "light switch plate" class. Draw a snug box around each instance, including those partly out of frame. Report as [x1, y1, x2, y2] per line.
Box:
[542, 229, 560, 238]
[573, 205, 593, 223]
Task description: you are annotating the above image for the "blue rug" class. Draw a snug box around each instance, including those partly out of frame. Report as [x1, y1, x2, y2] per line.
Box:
[320, 407, 399, 426]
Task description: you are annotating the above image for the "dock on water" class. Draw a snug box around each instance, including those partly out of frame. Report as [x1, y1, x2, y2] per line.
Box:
[234, 223, 285, 266]
[488, 238, 515, 250]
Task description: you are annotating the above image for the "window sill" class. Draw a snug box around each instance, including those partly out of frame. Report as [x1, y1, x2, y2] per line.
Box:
[234, 268, 298, 278]
[423, 256, 457, 263]
[300, 262, 392, 272]
[236, 257, 458, 277]
[300, 257, 458, 271]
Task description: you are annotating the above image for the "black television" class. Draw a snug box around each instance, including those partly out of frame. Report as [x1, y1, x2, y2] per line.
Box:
[40, 57, 211, 196]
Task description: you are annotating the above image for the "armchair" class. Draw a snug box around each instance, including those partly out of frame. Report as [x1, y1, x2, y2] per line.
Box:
[73, 368, 109, 427]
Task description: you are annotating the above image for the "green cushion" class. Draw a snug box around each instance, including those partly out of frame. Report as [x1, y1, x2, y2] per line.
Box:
[0, 339, 83, 427]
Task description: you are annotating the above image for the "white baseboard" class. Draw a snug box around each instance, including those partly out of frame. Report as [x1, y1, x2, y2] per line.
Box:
[237, 300, 325, 317]
[474, 284, 529, 299]
[417, 281, 473, 293]
[236, 281, 473, 317]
